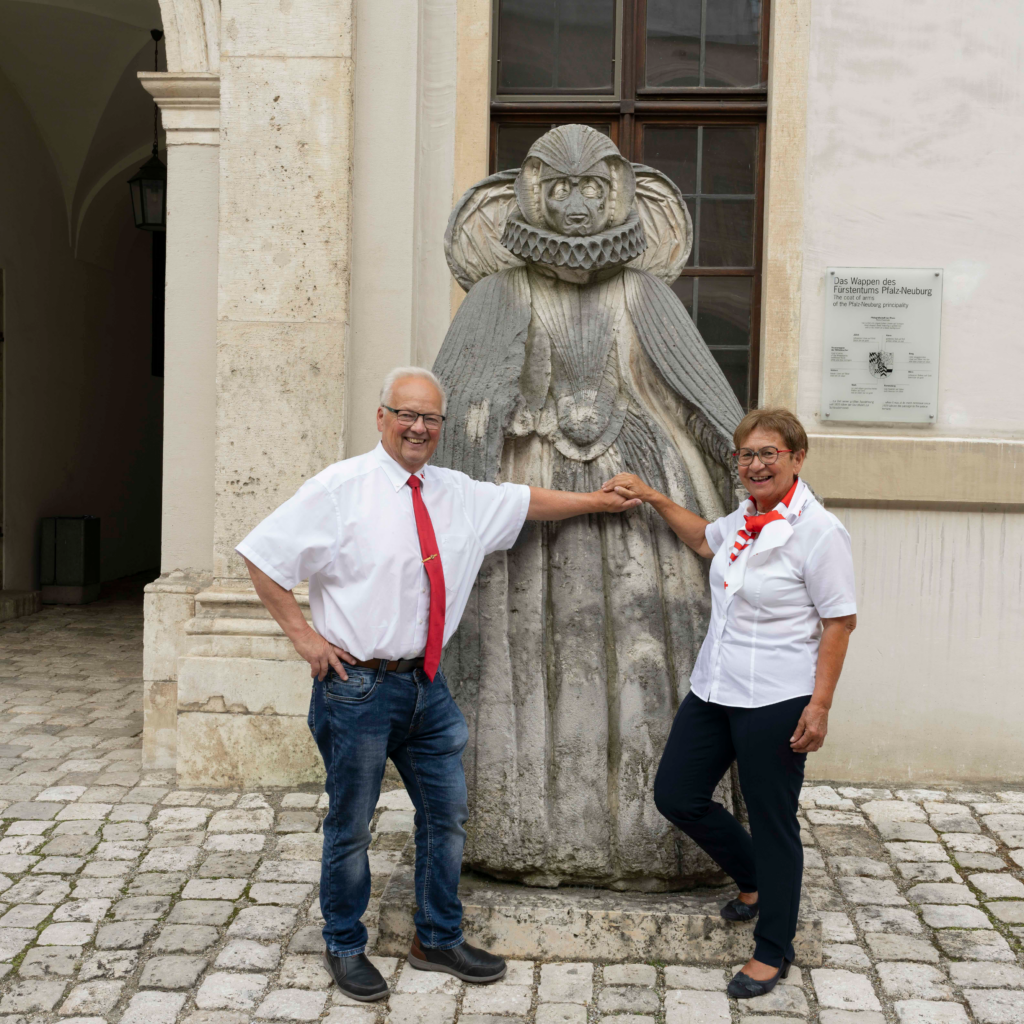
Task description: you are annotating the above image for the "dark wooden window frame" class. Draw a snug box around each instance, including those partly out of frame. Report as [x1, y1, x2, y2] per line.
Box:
[489, 0, 769, 408]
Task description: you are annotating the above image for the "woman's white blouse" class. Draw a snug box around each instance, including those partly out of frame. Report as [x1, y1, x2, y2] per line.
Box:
[689, 487, 857, 708]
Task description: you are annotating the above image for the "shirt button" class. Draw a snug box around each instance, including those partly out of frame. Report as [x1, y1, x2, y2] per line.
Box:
[418, 619, 423, 625]
[422, 588, 426, 594]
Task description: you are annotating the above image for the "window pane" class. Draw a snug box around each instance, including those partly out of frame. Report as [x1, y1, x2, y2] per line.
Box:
[701, 128, 757, 194]
[496, 125, 547, 171]
[641, 127, 698, 193]
[704, 0, 762, 87]
[645, 0, 701, 87]
[498, 0, 555, 91]
[498, 0, 615, 95]
[671, 275, 694, 316]
[696, 277, 753, 406]
[558, 0, 616, 91]
[496, 122, 612, 173]
[698, 199, 754, 266]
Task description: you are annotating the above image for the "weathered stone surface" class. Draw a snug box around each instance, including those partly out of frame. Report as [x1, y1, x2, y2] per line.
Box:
[196, 971, 269, 1010]
[377, 865, 821, 964]
[79, 950, 139, 980]
[215, 940, 281, 970]
[812, 970, 882, 1011]
[876, 962, 951, 1000]
[950, 963, 1024, 988]
[58, 979, 124, 1015]
[434, 126, 742, 887]
[151, 924, 221, 952]
[256, 988, 329, 1020]
[227, 906, 297, 940]
[920, 904, 992, 929]
[664, 990, 730, 1023]
[139, 955, 210, 989]
[907, 883, 976, 904]
[893, 1000, 969, 1023]
[120, 990, 187, 1024]
[896, 862, 959, 882]
[935, 929, 1015, 961]
[838, 878, 906, 905]
[0, 978, 67, 1011]
[854, 907, 922, 934]
[963, 989, 1024, 1024]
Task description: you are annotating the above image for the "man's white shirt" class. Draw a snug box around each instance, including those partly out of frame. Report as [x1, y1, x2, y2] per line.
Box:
[236, 442, 531, 661]
[689, 480, 857, 708]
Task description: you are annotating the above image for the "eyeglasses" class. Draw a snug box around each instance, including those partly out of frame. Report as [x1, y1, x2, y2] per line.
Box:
[382, 404, 446, 431]
[731, 447, 794, 467]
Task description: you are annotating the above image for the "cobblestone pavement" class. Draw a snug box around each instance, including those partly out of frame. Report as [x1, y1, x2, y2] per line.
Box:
[0, 586, 1020, 1024]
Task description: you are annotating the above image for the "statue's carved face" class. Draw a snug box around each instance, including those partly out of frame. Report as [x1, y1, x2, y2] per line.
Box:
[539, 170, 612, 236]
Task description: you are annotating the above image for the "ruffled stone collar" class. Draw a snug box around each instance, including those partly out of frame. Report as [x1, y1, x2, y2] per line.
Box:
[500, 209, 647, 271]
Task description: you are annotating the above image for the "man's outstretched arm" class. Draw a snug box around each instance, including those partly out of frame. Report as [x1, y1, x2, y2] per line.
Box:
[243, 557, 356, 681]
[526, 486, 641, 521]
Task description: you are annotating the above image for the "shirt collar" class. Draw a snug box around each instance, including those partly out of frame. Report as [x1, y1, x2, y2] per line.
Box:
[373, 441, 428, 492]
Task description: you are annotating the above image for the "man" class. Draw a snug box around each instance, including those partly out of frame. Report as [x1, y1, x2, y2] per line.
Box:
[237, 367, 639, 1001]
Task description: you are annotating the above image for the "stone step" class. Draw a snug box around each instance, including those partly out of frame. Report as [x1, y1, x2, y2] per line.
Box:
[377, 863, 821, 964]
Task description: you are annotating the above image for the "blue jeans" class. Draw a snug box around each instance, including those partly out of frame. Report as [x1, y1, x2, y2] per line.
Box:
[307, 662, 469, 957]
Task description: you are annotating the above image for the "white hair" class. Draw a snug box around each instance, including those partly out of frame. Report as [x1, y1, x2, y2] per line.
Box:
[380, 366, 447, 414]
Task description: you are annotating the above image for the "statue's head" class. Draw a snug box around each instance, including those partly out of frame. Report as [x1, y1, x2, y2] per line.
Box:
[515, 125, 635, 236]
[502, 125, 646, 274]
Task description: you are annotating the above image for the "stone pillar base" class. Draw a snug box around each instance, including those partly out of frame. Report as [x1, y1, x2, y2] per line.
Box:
[378, 860, 822, 965]
[0, 591, 41, 623]
[174, 582, 324, 787]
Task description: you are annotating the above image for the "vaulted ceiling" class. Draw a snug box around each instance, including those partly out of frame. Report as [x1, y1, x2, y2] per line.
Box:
[0, 0, 163, 248]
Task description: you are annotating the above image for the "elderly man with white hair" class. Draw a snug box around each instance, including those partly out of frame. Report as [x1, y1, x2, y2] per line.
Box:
[237, 366, 639, 1000]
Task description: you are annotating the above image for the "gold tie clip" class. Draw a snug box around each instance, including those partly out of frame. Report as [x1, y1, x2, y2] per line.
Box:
[422, 553, 438, 564]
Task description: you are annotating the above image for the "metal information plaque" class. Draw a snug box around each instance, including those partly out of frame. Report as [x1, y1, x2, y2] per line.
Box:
[821, 267, 942, 423]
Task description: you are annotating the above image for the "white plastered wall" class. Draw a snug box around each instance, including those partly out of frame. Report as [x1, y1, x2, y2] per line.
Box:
[795, 0, 1024, 781]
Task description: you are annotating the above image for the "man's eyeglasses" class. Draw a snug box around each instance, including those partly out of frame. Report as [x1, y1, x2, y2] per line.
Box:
[382, 404, 446, 431]
[731, 447, 794, 467]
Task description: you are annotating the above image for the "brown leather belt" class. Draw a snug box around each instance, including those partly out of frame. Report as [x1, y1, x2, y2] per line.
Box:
[353, 657, 424, 674]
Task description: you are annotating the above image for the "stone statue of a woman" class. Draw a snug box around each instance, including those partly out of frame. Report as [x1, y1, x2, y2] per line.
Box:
[433, 125, 744, 890]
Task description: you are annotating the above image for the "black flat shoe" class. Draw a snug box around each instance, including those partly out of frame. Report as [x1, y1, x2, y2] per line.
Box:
[720, 896, 759, 921]
[727, 959, 791, 999]
[323, 950, 389, 1001]
[408, 936, 507, 983]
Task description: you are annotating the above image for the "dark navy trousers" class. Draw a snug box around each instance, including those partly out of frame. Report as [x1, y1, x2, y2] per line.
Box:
[654, 690, 811, 967]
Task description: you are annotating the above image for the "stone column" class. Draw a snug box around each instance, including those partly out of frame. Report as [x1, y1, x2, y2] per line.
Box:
[173, 0, 355, 785]
[139, 72, 220, 769]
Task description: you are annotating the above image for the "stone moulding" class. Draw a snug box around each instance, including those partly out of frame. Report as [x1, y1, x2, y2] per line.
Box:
[138, 72, 221, 146]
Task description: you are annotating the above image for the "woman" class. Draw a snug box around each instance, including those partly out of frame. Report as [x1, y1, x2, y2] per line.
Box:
[604, 407, 857, 998]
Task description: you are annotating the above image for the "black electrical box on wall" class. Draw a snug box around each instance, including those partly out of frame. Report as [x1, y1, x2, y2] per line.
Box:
[40, 516, 101, 604]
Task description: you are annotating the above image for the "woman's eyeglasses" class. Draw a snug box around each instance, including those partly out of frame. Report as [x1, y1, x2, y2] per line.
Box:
[731, 447, 794, 467]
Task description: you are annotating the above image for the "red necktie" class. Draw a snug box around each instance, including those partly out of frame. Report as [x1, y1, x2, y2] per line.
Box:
[728, 477, 800, 564]
[406, 475, 445, 681]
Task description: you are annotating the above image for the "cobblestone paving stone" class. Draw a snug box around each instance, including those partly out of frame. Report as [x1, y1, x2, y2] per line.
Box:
[0, 589, 1020, 1023]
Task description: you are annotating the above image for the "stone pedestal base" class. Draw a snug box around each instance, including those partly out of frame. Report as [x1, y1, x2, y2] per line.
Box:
[0, 590, 41, 623]
[377, 862, 822, 964]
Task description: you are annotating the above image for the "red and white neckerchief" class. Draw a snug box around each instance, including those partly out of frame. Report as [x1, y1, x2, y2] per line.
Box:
[722, 477, 812, 596]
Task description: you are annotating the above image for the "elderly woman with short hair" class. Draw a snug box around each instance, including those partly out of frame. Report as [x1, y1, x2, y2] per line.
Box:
[604, 407, 857, 999]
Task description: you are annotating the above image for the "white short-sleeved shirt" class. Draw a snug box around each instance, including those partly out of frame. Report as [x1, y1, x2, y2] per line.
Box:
[236, 442, 531, 661]
[689, 484, 857, 708]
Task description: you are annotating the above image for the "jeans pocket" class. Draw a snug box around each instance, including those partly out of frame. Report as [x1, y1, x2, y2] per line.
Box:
[324, 668, 379, 704]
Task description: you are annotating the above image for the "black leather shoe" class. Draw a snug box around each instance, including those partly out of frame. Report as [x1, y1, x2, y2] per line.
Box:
[720, 896, 759, 921]
[323, 950, 389, 1001]
[408, 936, 507, 983]
[727, 959, 791, 999]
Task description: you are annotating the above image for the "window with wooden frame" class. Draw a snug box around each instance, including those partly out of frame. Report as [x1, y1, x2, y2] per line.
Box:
[490, 0, 768, 408]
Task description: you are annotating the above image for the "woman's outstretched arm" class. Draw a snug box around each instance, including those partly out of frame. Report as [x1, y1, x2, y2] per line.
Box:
[602, 473, 714, 559]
